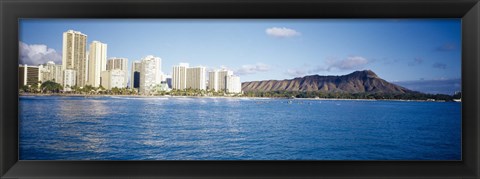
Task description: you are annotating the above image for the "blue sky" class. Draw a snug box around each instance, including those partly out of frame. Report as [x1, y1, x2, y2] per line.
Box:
[19, 19, 461, 94]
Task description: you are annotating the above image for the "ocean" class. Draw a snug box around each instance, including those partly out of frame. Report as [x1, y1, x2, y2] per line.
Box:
[19, 96, 461, 160]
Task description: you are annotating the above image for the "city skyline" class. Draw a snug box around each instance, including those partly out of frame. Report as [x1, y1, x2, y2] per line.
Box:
[19, 19, 461, 94]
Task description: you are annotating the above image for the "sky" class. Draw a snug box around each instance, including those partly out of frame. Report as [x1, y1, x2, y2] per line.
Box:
[19, 19, 462, 94]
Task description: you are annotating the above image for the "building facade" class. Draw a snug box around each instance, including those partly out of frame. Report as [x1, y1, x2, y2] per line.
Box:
[39, 61, 63, 84]
[87, 41, 107, 87]
[208, 70, 219, 91]
[217, 69, 233, 91]
[107, 58, 129, 86]
[101, 69, 127, 90]
[63, 69, 77, 91]
[139, 55, 162, 95]
[62, 30, 87, 87]
[226, 75, 242, 93]
[18, 64, 42, 88]
[172, 63, 189, 90]
[186, 66, 206, 90]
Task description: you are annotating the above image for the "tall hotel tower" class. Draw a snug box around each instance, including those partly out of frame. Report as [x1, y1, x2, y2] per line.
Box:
[208, 70, 219, 91]
[140, 55, 162, 95]
[130, 61, 142, 89]
[172, 63, 189, 90]
[186, 66, 206, 90]
[87, 41, 107, 87]
[62, 30, 87, 87]
[107, 57, 129, 86]
[218, 69, 233, 91]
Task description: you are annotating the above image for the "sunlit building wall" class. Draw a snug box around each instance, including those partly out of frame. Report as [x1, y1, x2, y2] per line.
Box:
[63, 69, 76, 91]
[186, 66, 206, 90]
[140, 55, 162, 95]
[101, 69, 127, 90]
[107, 57, 128, 86]
[226, 75, 242, 94]
[208, 70, 219, 91]
[62, 30, 87, 87]
[217, 69, 233, 91]
[40, 61, 63, 84]
[87, 41, 107, 87]
[172, 63, 189, 90]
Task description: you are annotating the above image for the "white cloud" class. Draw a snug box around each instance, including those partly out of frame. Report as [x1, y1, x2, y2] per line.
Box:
[265, 27, 301, 38]
[326, 56, 369, 71]
[235, 63, 270, 75]
[19, 41, 62, 65]
[285, 56, 370, 77]
[286, 69, 307, 77]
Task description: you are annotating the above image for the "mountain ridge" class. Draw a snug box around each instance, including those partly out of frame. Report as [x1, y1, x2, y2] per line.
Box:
[241, 70, 416, 94]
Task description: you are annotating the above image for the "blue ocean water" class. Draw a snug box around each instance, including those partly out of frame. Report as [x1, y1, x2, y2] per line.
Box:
[19, 96, 461, 160]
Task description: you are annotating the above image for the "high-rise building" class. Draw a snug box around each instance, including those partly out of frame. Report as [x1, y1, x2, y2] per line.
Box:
[186, 66, 206, 90]
[40, 61, 63, 84]
[130, 61, 142, 89]
[18, 64, 42, 88]
[226, 75, 242, 93]
[100, 69, 127, 90]
[218, 69, 233, 91]
[107, 57, 128, 71]
[139, 55, 162, 95]
[172, 63, 189, 90]
[208, 70, 219, 91]
[62, 30, 87, 87]
[87, 41, 107, 87]
[107, 58, 128, 86]
[63, 69, 77, 91]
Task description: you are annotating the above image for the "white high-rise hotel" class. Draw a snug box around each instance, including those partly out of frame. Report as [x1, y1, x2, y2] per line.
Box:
[106, 57, 128, 87]
[208, 69, 241, 93]
[87, 41, 107, 87]
[140, 55, 162, 95]
[186, 66, 206, 90]
[62, 30, 87, 87]
[172, 63, 206, 90]
[172, 63, 189, 90]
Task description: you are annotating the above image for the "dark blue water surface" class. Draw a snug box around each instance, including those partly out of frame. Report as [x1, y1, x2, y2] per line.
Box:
[19, 96, 461, 160]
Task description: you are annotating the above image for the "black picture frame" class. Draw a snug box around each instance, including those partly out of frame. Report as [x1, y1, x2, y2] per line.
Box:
[1, 0, 479, 178]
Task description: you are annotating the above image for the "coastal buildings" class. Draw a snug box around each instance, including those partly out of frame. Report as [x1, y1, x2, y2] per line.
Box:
[19, 29, 244, 95]
[18, 64, 42, 88]
[208, 70, 218, 91]
[63, 69, 77, 91]
[62, 30, 87, 87]
[87, 41, 107, 87]
[40, 61, 63, 84]
[172, 63, 207, 90]
[130, 61, 142, 90]
[101, 69, 127, 90]
[207, 69, 241, 94]
[107, 58, 128, 86]
[226, 75, 242, 93]
[107, 57, 128, 71]
[172, 63, 189, 90]
[218, 69, 233, 91]
[186, 66, 206, 90]
[139, 55, 162, 95]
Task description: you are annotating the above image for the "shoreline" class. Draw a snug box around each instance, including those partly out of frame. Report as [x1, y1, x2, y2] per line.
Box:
[19, 93, 455, 102]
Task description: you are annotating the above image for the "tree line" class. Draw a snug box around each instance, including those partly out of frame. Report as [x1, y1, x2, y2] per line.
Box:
[19, 80, 461, 101]
[243, 90, 460, 102]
